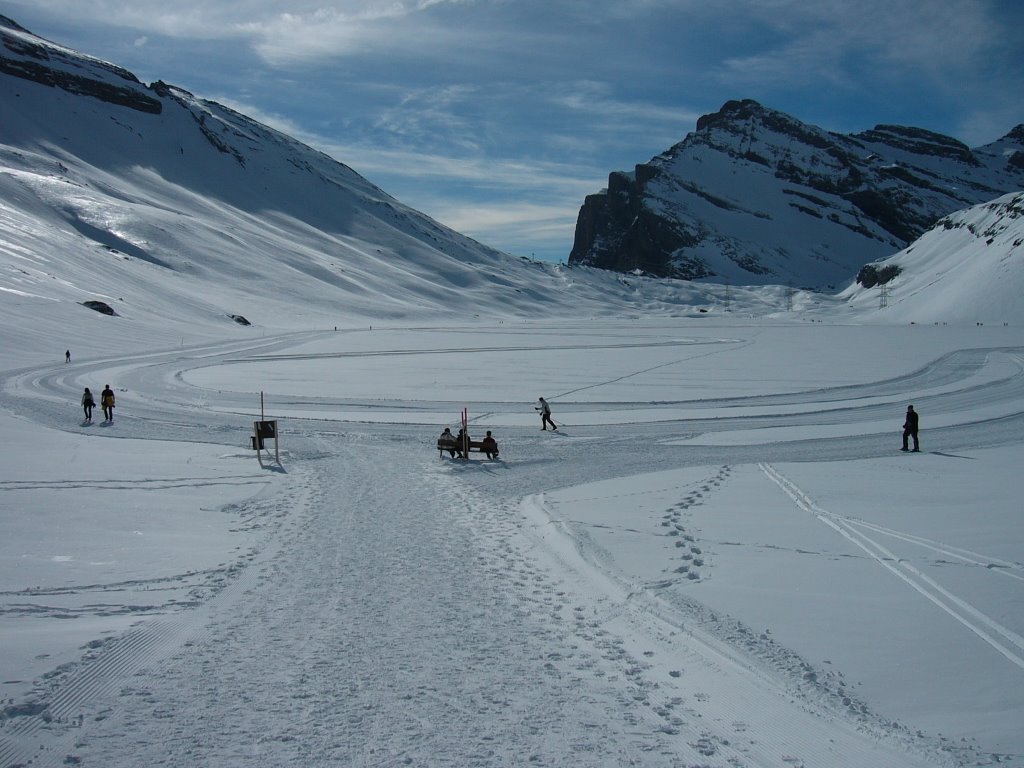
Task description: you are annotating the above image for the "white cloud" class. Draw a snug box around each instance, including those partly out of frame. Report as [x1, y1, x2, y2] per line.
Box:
[7, 1, 472, 57]
[428, 199, 579, 241]
[549, 81, 701, 128]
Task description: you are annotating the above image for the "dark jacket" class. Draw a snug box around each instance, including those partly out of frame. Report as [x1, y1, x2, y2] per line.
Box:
[904, 410, 919, 431]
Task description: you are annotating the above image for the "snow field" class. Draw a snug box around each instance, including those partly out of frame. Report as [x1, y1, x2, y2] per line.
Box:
[1, 319, 1022, 767]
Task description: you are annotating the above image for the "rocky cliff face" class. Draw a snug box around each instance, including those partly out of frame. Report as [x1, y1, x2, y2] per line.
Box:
[569, 99, 1024, 289]
[0, 15, 161, 114]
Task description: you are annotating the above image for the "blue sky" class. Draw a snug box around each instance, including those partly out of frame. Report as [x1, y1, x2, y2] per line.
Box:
[5, 1, 1022, 262]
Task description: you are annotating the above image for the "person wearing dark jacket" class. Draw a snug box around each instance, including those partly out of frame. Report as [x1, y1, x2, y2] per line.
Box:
[901, 405, 920, 452]
[101, 385, 115, 422]
[455, 428, 470, 459]
[81, 387, 95, 422]
[481, 430, 499, 460]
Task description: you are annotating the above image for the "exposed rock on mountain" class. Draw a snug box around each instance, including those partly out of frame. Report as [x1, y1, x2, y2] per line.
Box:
[0, 15, 161, 113]
[854, 263, 901, 289]
[569, 99, 1024, 289]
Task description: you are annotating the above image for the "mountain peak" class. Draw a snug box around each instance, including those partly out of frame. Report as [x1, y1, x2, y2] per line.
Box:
[692, 99, 816, 144]
[1, 14, 160, 113]
[695, 99, 767, 131]
[1006, 124, 1024, 142]
[0, 15, 29, 33]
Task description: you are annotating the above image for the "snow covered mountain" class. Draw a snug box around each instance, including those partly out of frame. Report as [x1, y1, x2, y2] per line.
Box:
[3, 14, 761, 345]
[0, 15, 518, 324]
[569, 99, 1024, 290]
[3, 15, 1023, 343]
[839, 191, 1024, 325]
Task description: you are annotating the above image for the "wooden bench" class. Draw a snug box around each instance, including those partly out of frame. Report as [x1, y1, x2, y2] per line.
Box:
[437, 438, 499, 459]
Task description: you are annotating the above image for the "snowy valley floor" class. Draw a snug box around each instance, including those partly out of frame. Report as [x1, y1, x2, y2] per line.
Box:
[1, 319, 1022, 767]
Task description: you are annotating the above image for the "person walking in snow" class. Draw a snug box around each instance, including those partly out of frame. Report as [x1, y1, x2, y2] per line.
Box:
[901, 404, 920, 452]
[81, 387, 95, 422]
[65, 349, 71, 363]
[101, 384, 115, 422]
[536, 397, 557, 431]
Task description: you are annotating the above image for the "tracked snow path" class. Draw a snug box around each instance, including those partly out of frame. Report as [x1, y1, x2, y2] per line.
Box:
[4, 441, 940, 767]
[3, 438, 947, 767]
[50, 441, 663, 766]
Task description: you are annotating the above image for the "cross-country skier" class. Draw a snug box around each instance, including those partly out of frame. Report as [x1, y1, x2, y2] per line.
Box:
[536, 397, 557, 431]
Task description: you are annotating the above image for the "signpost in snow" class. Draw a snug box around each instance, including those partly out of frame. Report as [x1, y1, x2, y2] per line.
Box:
[251, 391, 280, 464]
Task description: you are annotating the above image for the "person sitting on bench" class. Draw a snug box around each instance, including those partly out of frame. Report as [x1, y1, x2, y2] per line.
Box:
[439, 427, 458, 457]
[455, 428, 470, 459]
[481, 431, 499, 460]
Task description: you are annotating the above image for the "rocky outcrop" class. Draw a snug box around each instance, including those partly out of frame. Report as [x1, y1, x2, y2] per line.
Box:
[855, 263, 901, 288]
[0, 16, 161, 114]
[569, 99, 1024, 288]
[570, 169, 705, 277]
[81, 300, 117, 316]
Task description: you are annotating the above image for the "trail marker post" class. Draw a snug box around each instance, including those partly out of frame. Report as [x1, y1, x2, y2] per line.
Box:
[461, 407, 469, 458]
[251, 391, 280, 464]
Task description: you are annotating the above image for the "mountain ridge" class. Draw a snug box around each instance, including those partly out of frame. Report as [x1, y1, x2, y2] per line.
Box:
[2, 16, 1022, 344]
[568, 99, 1024, 289]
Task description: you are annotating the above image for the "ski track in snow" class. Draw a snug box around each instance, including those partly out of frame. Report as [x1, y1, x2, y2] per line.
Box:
[2, 330, 1022, 766]
[761, 463, 1024, 671]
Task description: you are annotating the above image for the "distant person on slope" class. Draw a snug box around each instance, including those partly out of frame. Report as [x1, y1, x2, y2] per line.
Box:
[901, 405, 920, 452]
[81, 387, 95, 422]
[536, 397, 557, 431]
[101, 385, 116, 422]
[65, 349, 70, 363]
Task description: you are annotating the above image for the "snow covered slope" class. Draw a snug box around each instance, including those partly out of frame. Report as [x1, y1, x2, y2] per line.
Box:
[0, 15, 518, 322]
[569, 99, 1024, 289]
[2, 14, 762, 349]
[840, 191, 1024, 325]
